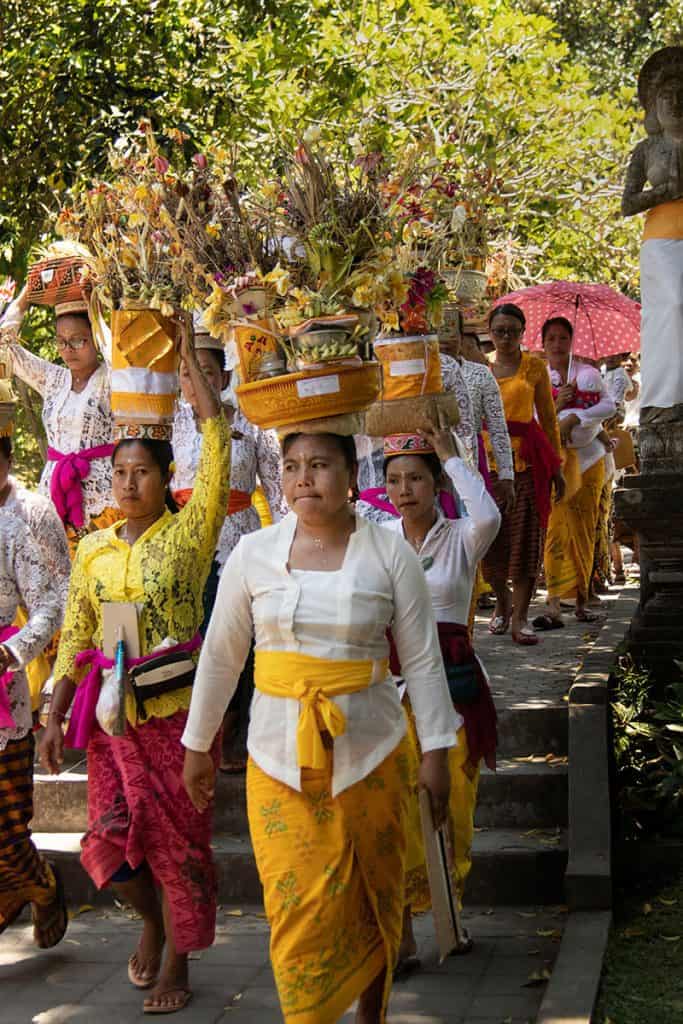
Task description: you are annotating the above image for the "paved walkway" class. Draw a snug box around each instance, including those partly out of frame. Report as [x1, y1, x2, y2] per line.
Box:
[0, 902, 568, 1024]
[0, 584, 632, 1023]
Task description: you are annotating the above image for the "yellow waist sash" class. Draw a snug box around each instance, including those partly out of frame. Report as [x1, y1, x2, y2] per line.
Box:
[255, 650, 389, 770]
[643, 199, 683, 241]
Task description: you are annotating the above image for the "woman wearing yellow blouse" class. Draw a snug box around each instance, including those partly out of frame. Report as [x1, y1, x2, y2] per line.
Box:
[39, 330, 230, 1015]
[483, 304, 564, 645]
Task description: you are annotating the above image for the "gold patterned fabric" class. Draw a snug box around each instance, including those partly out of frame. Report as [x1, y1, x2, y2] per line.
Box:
[65, 505, 121, 560]
[247, 738, 410, 1024]
[54, 414, 230, 722]
[403, 709, 479, 913]
[544, 459, 605, 600]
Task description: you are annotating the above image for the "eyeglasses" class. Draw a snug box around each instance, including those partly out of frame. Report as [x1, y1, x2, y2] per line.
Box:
[491, 326, 522, 339]
[56, 337, 90, 351]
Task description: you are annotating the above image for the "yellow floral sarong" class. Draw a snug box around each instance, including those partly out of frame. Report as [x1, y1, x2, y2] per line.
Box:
[403, 706, 478, 912]
[247, 739, 410, 1024]
[544, 458, 605, 601]
[252, 484, 272, 527]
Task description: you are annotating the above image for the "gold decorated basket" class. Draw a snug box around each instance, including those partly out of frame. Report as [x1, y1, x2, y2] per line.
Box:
[365, 391, 460, 437]
[235, 362, 382, 430]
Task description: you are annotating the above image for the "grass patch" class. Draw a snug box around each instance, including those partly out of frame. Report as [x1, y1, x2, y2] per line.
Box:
[594, 869, 683, 1023]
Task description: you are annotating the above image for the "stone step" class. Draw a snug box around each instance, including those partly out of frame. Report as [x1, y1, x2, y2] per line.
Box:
[495, 704, 568, 758]
[32, 755, 568, 834]
[34, 826, 568, 907]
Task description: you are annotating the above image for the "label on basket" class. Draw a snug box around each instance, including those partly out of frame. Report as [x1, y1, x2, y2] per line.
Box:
[40, 268, 56, 285]
[389, 358, 426, 377]
[296, 375, 340, 399]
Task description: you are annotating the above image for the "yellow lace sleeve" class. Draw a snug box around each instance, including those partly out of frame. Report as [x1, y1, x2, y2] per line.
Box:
[176, 411, 231, 570]
[532, 359, 562, 457]
[53, 541, 99, 684]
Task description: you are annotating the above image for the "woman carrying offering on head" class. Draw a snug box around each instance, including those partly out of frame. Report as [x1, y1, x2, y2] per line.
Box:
[482, 304, 564, 645]
[39, 327, 231, 1015]
[536, 318, 616, 628]
[172, 318, 286, 773]
[182, 430, 456, 1024]
[380, 420, 500, 969]
[0, 285, 116, 553]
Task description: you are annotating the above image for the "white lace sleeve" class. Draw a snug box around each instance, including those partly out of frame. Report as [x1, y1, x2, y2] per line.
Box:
[440, 355, 476, 462]
[5, 519, 63, 667]
[479, 366, 514, 480]
[256, 428, 288, 521]
[27, 502, 71, 609]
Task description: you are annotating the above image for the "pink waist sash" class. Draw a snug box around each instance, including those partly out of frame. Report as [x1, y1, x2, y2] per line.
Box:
[47, 443, 115, 529]
[0, 625, 20, 728]
[65, 633, 202, 749]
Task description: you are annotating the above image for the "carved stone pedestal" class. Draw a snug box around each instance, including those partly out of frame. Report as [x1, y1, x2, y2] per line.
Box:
[615, 421, 683, 672]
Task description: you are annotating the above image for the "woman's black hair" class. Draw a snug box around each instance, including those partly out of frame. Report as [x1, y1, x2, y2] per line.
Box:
[489, 303, 526, 330]
[0, 437, 12, 460]
[198, 346, 227, 372]
[55, 311, 92, 330]
[113, 438, 179, 513]
[281, 432, 358, 474]
[383, 451, 443, 483]
[541, 316, 574, 342]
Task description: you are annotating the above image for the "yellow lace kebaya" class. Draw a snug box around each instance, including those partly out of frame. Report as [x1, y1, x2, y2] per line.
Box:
[53, 413, 231, 723]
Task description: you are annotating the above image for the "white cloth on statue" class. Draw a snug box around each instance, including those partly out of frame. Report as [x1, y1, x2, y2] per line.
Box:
[181, 512, 459, 795]
[0, 301, 114, 521]
[171, 399, 287, 570]
[0, 514, 63, 750]
[639, 238, 683, 411]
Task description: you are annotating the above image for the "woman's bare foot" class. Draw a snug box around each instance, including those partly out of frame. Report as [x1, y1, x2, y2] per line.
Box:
[143, 953, 191, 1013]
[128, 917, 165, 988]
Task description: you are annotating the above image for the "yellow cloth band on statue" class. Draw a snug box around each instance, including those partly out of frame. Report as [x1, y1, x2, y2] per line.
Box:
[255, 650, 388, 770]
[643, 199, 683, 241]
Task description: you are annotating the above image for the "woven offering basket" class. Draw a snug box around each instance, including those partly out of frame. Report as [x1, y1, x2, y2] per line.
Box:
[275, 412, 365, 439]
[236, 362, 381, 430]
[364, 391, 460, 437]
[373, 335, 442, 400]
[27, 257, 88, 307]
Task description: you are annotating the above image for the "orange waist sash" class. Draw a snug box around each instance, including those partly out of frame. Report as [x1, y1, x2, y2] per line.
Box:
[173, 487, 252, 515]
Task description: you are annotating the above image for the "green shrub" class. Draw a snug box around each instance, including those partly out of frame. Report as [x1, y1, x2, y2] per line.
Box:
[611, 655, 683, 839]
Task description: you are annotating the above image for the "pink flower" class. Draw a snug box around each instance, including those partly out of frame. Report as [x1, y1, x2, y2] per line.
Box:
[154, 156, 170, 175]
[193, 153, 208, 169]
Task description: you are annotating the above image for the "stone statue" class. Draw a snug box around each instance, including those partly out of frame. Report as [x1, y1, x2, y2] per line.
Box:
[622, 47, 683, 423]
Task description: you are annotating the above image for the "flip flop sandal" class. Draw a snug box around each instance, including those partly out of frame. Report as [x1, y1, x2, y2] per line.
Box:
[128, 951, 162, 990]
[613, 572, 626, 585]
[393, 954, 421, 980]
[449, 928, 474, 955]
[532, 614, 564, 631]
[32, 862, 68, 949]
[512, 627, 539, 646]
[575, 610, 602, 623]
[143, 989, 193, 1014]
[488, 614, 510, 636]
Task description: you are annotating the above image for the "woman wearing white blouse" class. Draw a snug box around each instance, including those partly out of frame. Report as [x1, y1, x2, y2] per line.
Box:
[381, 422, 500, 967]
[0, 286, 116, 552]
[183, 431, 456, 1024]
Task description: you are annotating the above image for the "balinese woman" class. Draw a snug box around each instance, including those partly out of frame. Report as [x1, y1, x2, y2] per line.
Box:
[171, 322, 286, 773]
[0, 414, 71, 714]
[482, 304, 564, 645]
[381, 423, 500, 969]
[0, 511, 65, 947]
[0, 285, 116, 552]
[182, 430, 456, 1024]
[40, 329, 231, 1015]
[536, 317, 616, 628]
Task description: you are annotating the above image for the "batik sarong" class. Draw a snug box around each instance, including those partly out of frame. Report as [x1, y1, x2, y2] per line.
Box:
[247, 739, 410, 1024]
[0, 733, 55, 929]
[82, 710, 218, 953]
[545, 459, 605, 600]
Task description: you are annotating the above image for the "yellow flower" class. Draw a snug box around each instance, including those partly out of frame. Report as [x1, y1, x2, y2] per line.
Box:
[205, 223, 221, 239]
[263, 263, 291, 297]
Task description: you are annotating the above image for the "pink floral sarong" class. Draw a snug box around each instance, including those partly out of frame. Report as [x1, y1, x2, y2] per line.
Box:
[82, 710, 219, 953]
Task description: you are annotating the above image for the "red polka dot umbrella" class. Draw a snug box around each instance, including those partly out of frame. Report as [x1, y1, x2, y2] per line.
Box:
[493, 281, 641, 360]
